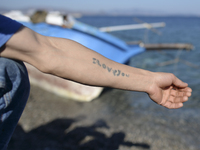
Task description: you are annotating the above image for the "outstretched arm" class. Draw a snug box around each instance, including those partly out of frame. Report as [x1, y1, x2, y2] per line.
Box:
[1, 26, 192, 109]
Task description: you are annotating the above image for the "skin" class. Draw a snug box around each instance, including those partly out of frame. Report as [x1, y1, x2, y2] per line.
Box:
[0, 26, 192, 109]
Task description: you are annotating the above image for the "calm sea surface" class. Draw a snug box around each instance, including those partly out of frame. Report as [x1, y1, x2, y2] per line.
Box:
[78, 16, 200, 109]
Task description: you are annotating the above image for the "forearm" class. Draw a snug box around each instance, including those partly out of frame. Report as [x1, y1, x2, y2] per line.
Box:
[41, 36, 154, 92]
[0, 26, 154, 93]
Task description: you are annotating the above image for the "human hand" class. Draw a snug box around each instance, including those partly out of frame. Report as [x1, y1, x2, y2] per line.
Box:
[147, 73, 192, 109]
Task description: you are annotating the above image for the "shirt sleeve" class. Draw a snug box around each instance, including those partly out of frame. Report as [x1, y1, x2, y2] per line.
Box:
[0, 15, 22, 48]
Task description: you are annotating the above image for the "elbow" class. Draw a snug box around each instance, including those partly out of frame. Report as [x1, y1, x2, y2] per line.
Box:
[29, 35, 69, 77]
[28, 49, 55, 75]
[30, 37, 58, 74]
[34, 50, 57, 75]
[36, 62, 52, 74]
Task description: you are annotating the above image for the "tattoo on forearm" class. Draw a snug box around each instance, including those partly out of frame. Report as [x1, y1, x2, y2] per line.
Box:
[93, 58, 129, 77]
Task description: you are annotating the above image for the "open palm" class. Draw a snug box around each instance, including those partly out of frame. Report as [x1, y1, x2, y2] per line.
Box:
[148, 73, 192, 109]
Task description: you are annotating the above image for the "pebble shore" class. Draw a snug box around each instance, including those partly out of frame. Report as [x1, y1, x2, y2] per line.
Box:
[8, 85, 200, 150]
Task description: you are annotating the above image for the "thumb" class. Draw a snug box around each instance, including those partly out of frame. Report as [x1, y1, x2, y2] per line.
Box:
[172, 74, 188, 88]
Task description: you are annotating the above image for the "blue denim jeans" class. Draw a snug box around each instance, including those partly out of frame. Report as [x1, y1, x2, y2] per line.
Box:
[0, 58, 30, 150]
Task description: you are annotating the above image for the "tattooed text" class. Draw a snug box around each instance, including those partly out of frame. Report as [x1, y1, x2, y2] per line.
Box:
[93, 58, 129, 77]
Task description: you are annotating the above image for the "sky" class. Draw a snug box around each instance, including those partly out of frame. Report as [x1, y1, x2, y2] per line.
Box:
[1, 0, 200, 15]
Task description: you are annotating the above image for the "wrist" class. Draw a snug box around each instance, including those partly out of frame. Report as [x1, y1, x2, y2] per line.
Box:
[140, 70, 156, 93]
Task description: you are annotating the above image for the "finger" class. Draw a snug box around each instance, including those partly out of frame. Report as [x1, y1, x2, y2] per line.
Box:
[168, 95, 188, 103]
[173, 86, 192, 92]
[162, 101, 183, 109]
[170, 89, 192, 97]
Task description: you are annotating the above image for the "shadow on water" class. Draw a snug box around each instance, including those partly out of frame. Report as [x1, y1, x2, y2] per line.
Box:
[8, 118, 150, 150]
